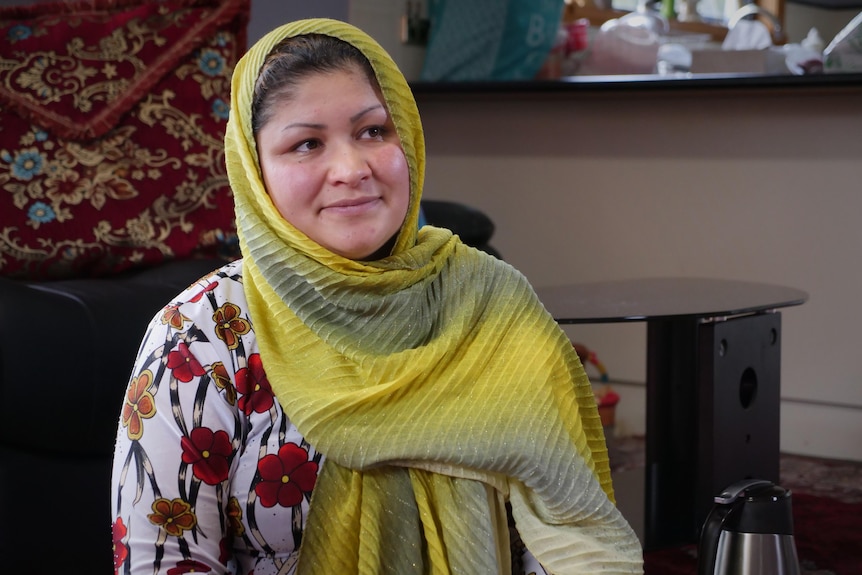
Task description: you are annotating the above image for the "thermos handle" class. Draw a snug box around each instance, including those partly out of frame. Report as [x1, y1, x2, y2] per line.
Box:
[714, 478, 774, 505]
[698, 502, 731, 575]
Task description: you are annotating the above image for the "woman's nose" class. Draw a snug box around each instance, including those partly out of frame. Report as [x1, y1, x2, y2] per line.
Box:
[328, 142, 371, 186]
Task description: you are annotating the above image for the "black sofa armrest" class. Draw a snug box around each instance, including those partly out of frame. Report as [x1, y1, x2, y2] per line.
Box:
[0, 257, 225, 575]
[0, 257, 224, 458]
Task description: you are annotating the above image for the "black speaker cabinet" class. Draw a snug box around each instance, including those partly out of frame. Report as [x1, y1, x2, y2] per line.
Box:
[645, 310, 783, 549]
[697, 311, 782, 530]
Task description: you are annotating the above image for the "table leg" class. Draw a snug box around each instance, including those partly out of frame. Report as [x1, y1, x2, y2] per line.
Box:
[645, 317, 700, 549]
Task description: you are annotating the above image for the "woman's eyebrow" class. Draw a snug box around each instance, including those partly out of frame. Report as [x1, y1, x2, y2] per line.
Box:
[280, 105, 385, 132]
[282, 121, 324, 132]
[351, 104, 385, 123]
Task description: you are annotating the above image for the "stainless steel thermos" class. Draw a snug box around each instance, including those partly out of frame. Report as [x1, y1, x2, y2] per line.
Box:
[698, 478, 801, 575]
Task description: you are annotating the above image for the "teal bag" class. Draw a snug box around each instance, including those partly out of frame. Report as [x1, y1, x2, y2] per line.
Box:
[420, 0, 565, 81]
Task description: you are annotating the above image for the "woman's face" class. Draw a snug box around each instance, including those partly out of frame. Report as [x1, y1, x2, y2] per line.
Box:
[255, 66, 410, 260]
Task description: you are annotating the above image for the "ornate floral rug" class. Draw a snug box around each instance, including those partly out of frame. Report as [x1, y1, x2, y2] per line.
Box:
[0, 0, 249, 280]
[608, 436, 862, 575]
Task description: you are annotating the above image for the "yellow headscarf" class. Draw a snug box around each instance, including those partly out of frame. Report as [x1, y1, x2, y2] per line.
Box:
[225, 18, 642, 575]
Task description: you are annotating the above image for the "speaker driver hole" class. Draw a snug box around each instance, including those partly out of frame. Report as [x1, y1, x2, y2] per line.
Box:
[739, 367, 757, 408]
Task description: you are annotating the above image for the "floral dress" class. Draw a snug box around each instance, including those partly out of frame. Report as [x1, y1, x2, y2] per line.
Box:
[111, 259, 547, 575]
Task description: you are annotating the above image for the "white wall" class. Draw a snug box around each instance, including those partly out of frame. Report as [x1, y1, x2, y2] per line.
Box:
[348, 0, 428, 80]
[247, 0, 348, 44]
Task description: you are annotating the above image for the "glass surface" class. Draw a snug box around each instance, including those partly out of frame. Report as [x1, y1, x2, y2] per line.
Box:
[533, 277, 809, 324]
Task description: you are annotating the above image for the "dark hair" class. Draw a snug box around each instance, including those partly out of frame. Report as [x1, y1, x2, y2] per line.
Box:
[251, 34, 379, 135]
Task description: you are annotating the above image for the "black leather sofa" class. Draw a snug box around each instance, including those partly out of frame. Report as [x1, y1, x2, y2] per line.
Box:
[0, 199, 496, 574]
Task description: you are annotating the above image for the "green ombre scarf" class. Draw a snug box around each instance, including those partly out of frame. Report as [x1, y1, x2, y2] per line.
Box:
[225, 18, 642, 575]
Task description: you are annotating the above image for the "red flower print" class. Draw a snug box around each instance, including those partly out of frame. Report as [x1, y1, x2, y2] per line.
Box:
[211, 361, 236, 405]
[161, 305, 188, 330]
[148, 497, 197, 537]
[226, 496, 244, 537]
[181, 427, 232, 485]
[122, 369, 156, 440]
[166, 341, 206, 383]
[189, 281, 218, 303]
[112, 517, 128, 573]
[235, 354, 274, 415]
[255, 443, 318, 508]
[167, 559, 211, 574]
[212, 302, 250, 350]
[219, 536, 231, 564]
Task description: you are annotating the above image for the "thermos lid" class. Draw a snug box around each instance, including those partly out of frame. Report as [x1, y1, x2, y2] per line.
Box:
[719, 480, 795, 535]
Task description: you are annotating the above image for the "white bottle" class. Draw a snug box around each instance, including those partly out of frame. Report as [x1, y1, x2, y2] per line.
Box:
[801, 27, 825, 55]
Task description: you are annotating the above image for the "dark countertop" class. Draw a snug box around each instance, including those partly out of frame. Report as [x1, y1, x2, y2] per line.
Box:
[411, 72, 862, 96]
[788, 0, 862, 9]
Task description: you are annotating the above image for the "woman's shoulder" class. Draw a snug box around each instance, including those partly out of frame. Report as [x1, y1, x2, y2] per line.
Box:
[454, 241, 529, 285]
[174, 258, 246, 304]
[151, 258, 250, 328]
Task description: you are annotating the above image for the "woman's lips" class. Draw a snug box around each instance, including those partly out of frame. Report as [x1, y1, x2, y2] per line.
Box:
[323, 196, 381, 215]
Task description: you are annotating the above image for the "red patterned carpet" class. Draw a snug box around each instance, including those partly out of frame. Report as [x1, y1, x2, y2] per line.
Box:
[609, 437, 862, 575]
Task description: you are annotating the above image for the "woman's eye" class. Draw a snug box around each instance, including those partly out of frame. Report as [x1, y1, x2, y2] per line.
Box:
[293, 139, 321, 153]
[362, 126, 386, 140]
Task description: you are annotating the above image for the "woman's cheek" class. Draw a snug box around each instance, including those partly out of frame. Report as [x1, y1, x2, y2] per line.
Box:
[378, 145, 410, 189]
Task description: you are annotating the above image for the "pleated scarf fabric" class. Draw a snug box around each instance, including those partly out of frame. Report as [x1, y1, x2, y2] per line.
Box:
[225, 18, 643, 575]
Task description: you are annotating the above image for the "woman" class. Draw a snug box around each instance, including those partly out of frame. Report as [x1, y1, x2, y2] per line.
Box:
[111, 18, 643, 575]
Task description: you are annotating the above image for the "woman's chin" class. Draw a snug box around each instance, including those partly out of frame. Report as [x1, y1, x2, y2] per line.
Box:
[335, 234, 397, 261]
